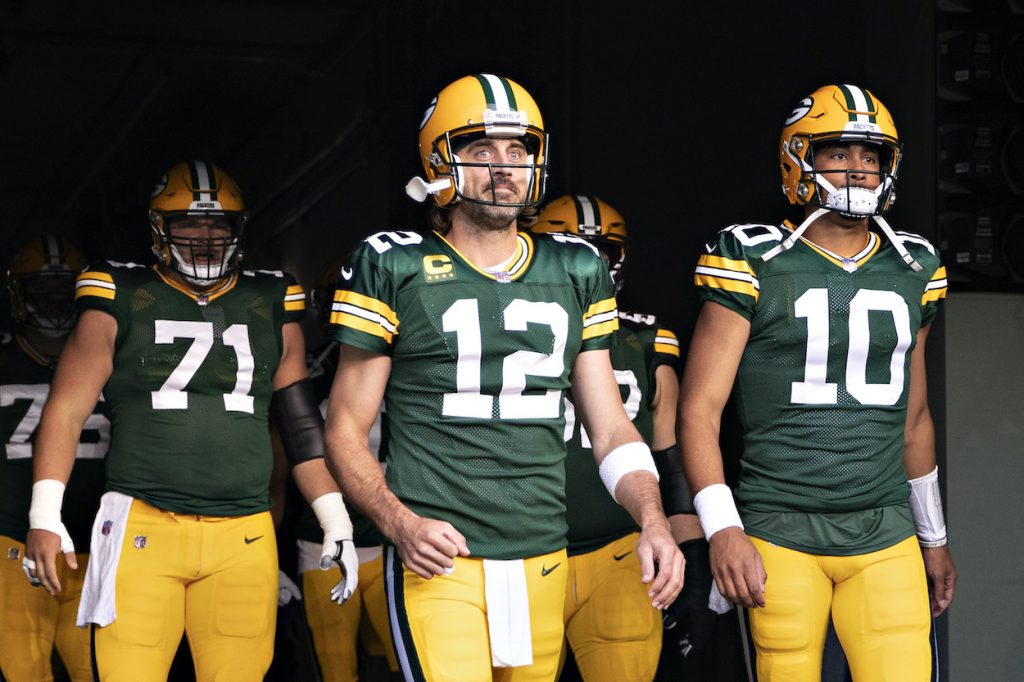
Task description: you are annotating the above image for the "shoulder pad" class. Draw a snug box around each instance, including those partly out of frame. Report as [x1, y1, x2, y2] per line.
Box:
[710, 223, 786, 256]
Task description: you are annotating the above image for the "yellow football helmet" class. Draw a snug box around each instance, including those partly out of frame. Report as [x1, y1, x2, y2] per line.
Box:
[780, 84, 902, 218]
[533, 194, 628, 291]
[7, 236, 87, 337]
[148, 160, 248, 285]
[407, 74, 548, 208]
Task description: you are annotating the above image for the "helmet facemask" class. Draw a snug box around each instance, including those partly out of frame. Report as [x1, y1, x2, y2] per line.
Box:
[151, 212, 247, 287]
[9, 271, 77, 338]
[437, 127, 549, 209]
[784, 134, 902, 220]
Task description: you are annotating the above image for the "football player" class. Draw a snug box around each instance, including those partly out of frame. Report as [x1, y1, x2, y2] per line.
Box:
[532, 195, 699, 681]
[291, 261, 398, 681]
[324, 74, 684, 682]
[23, 161, 359, 682]
[679, 84, 957, 681]
[1, 236, 108, 682]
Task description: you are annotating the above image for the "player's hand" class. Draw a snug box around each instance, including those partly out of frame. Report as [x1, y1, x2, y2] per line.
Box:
[663, 539, 717, 658]
[708, 526, 766, 609]
[278, 570, 303, 606]
[24, 528, 76, 595]
[637, 520, 685, 610]
[320, 538, 359, 604]
[394, 515, 470, 579]
[921, 545, 957, 617]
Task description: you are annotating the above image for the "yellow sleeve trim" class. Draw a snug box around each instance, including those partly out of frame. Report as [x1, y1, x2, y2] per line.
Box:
[930, 266, 947, 281]
[654, 342, 681, 357]
[330, 311, 394, 344]
[581, 318, 619, 340]
[334, 290, 398, 326]
[284, 300, 306, 312]
[75, 286, 115, 300]
[696, 254, 754, 274]
[584, 297, 617, 320]
[77, 270, 114, 284]
[286, 284, 305, 295]
[922, 288, 948, 305]
[655, 328, 678, 340]
[694, 274, 759, 301]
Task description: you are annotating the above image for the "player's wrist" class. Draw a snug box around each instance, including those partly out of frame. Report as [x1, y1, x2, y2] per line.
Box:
[909, 466, 947, 547]
[598, 441, 659, 503]
[311, 492, 353, 541]
[28, 479, 66, 530]
[693, 483, 744, 541]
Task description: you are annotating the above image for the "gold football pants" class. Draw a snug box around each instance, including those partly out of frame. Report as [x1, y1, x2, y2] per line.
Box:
[748, 535, 931, 681]
[385, 546, 567, 682]
[302, 553, 398, 681]
[0, 536, 91, 682]
[561, 532, 661, 682]
[92, 500, 277, 682]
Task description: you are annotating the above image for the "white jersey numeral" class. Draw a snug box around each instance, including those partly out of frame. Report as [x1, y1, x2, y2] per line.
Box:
[151, 320, 256, 413]
[441, 298, 569, 420]
[563, 369, 641, 448]
[791, 287, 912, 407]
[1, 384, 110, 460]
[365, 231, 423, 254]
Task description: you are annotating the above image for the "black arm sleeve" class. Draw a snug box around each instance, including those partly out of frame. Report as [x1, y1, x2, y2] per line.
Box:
[270, 378, 325, 466]
[652, 444, 695, 515]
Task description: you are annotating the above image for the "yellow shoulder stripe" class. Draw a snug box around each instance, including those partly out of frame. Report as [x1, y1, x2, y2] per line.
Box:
[330, 311, 394, 344]
[930, 266, 947, 281]
[582, 318, 618, 340]
[584, 297, 617, 320]
[334, 290, 398, 326]
[694, 274, 759, 301]
[286, 284, 305, 295]
[75, 286, 115, 300]
[77, 270, 114, 284]
[696, 254, 754, 274]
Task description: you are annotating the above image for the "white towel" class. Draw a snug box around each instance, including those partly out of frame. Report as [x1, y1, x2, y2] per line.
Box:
[708, 581, 735, 614]
[77, 492, 133, 627]
[482, 558, 533, 667]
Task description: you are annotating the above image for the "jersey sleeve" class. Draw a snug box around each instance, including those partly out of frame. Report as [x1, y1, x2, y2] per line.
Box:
[693, 228, 760, 319]
[578, 247, 619, 352]
[651, 326, 682, 372]
[281, 274, 307, 324]
[920, 263, 947, 326]
[75, 262, 127, 332]
[328, 242, 399, 355]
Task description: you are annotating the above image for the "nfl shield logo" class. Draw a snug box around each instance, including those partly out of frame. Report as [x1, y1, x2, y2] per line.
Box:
[7, 547, 19, 561]
[102, 520, 113, 536]
[133, 535, 147, 549]
[495, 271, 511, 283]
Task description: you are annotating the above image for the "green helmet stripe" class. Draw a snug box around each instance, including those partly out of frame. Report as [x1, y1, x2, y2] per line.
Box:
[498, 76, 518, 110]
[862, 89, 878, 123]
[838, 84, 859, 122]
[474, 74, 497, 109]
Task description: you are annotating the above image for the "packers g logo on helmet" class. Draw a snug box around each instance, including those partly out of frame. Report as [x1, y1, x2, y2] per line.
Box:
[6, 236, 87, 337]
[406, 74, 549, 208]
[779, 84, 902, 218]
[148, 160, 248, 286]
[533, 195, 628, 292]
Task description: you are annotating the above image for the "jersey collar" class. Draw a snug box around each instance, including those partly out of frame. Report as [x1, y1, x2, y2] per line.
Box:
[433, 231, 535, 282]
[782, 220, 881, 272]
[153, 266, 238, 304]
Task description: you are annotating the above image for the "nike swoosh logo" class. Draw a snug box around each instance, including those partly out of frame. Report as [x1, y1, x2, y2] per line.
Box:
[244, 535, 264, 544]
[613, 551, 632, 561]
[706, 243, 718, 253]
[340, 267, 353, 280]
[541, 562, 561, 577]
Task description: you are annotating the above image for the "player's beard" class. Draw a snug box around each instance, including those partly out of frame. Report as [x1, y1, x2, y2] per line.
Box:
[460, 200, 521, 232]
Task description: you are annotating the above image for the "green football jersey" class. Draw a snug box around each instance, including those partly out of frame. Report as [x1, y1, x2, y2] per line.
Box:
[75, 262, 306, 516]
[330, 230, 618, 560]
[0, 333, 109, 548]
[563, 312, 681, 555]
[295, 340, 385, 547]
[694, 222, 948, 555]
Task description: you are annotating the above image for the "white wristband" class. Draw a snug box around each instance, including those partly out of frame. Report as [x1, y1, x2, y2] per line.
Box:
[28, 479, 66, 530]
[909, 466, 947, 547]
[311, 492, 354, 541]
[693, 483, 744, 541]
[598, 441, 659, 503]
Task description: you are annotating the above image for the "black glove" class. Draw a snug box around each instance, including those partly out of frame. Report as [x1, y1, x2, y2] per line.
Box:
[662, 539, 717, 658]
